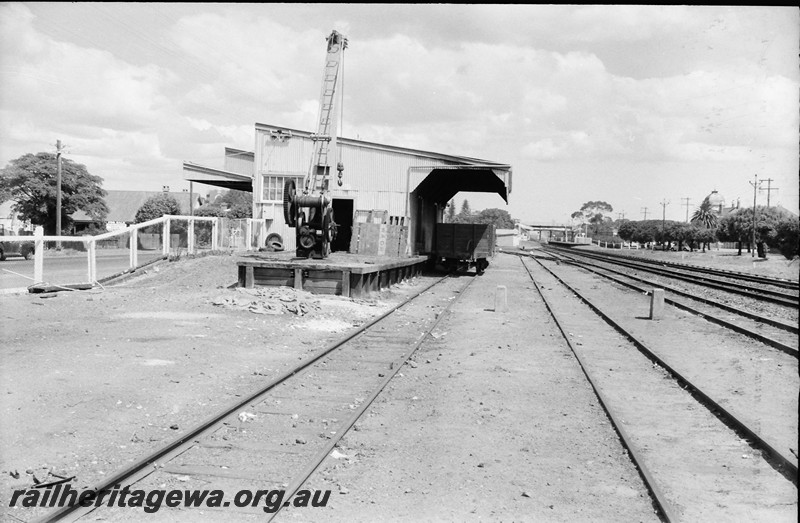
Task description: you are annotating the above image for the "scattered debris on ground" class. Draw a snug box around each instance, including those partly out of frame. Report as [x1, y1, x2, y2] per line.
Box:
[211, 287, 321, 316]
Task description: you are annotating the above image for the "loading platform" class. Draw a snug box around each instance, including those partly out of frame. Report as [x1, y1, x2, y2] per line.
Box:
[237, 252, 429, 298]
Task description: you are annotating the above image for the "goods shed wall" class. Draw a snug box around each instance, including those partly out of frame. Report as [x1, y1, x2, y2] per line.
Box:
[252, 124, 511, 255]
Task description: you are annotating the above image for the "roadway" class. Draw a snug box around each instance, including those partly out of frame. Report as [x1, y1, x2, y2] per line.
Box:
[0, 250, 164, 291]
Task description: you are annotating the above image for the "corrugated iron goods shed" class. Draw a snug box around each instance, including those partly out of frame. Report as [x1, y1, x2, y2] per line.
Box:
[184, 122, 512, 255]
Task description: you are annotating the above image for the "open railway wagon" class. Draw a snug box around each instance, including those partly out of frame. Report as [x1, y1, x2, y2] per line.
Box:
[434, 223, 495, 274]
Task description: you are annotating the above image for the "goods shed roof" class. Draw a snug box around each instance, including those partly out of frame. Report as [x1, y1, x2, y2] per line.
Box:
[182, 162, 252, 192]
[411, 164, 512, 204]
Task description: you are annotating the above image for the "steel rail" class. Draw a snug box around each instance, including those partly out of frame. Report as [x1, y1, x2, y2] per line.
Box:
[581, 247, 796, 289]
[546, 245, 800, 298]
[561, 247, 800, 290]
[544, 246, 799, 308]
[548, 245, 800, 300]
[540, 251, 798, 358]
[545, 245, 799, 290]
[520, 253, 798, 483]
[35, 274, 454, 522]
[264, 275, 477, 522]
[548, 249, 797, 335]
[517, 255, 679, 523]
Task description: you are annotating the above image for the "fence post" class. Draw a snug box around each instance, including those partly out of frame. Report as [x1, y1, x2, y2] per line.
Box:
[187, 217, 195, 254]
[162, 217, 171, 256]
[212, 218, 219, 251]
[90, 239, 97, 282]
[246, 219, 253, 251]
[130, 227, 138, 269]
[86, 238, 92, 283]
[33, 226, 44, 284]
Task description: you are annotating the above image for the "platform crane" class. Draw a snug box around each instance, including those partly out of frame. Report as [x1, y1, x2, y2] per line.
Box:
[283, 30, 348, 259]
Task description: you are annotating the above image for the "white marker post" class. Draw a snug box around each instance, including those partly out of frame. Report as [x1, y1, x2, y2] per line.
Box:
[495, 285, 508, 313]
[649, 288, 665, 320]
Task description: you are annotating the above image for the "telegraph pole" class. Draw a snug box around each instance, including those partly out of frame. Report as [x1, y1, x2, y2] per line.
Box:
[56, 139, 64, 249]
[681, 197, 691, 222]
[659, 199, 670, 249]
[760, 178, 778, 207]
[641, 207, 649, 220]
[749, 175, 762, 258]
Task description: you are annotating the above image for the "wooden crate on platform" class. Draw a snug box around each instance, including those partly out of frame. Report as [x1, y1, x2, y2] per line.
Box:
[349, 222, 408, 257]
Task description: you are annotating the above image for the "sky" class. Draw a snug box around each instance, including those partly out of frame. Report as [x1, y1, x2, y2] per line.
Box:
[1, 4, 798, 225]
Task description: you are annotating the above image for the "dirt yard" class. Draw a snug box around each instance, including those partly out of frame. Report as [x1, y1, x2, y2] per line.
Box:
[1, 248, 796, 521]
[0, 253, 414, 520]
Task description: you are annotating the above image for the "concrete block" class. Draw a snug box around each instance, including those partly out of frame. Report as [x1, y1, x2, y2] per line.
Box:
[495, 285, 508, 313]
[649, 288, 665, 319]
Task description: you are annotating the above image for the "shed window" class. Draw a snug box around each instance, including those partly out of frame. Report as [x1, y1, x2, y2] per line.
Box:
[262, 175, 304, 202]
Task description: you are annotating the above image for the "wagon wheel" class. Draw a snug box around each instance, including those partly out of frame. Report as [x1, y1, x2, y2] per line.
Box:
[283, 179, 297, 227]
[476, 258, 488, 275]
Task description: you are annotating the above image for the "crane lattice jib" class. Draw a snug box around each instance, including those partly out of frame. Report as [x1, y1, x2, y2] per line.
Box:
[306, 30, 347, 195]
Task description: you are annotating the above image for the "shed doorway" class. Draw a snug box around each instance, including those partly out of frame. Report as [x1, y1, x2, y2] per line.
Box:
[331, 198, 353, 252]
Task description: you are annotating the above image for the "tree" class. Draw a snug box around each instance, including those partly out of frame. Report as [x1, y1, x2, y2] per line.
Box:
[717, 210, 752, 255]
[473, 208, 515, 229]
[672, 222, 696, 252]
[227, 202, 252, 219]
[0, 152, 108, 235]
[573, 200, 613, 236]
[194, 190, 252, 219]
[690, 196, 718, 229]
[193, 205, 228, 218]
[217, 189, 251, 208]
[689, 196, 718, 251]
[452, 199, 474, 224]
[773, 217, 799, 260]
[445, 200, 456, 223]
[617, 220, 661, 246]
[135, 193, 182, 223]
[717, 206, 794, 258]
[694, 226, 717, 253]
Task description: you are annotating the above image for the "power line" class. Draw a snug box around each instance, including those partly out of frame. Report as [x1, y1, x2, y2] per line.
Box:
[681, 197, 691, 222]
[748, 175, 762, 258]
[759, 178, 779, 207]
[659, 199, 670, 236]
[55, 139, 65, 248]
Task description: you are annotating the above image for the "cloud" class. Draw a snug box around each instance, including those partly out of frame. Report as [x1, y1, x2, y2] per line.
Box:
[0, 4, 796, 221]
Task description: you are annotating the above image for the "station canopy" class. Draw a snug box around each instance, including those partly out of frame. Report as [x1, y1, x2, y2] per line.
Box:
[411, 164, 512, 205]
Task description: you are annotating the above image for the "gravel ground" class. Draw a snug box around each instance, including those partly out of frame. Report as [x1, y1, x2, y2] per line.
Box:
[1, 250, 796, 522]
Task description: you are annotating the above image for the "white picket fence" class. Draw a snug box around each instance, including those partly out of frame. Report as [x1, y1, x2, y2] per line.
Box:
[0, 216, 262, 293]
[591, 239, 641, 249]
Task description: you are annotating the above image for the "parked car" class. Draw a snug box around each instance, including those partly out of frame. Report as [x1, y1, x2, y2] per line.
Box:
[0, 233, 35, 261]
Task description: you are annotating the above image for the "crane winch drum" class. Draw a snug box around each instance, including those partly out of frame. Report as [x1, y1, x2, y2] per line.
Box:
[284, 30, 347, 259]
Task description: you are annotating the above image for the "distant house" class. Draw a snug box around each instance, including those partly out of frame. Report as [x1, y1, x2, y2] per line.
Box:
[71, 190, 193, 233]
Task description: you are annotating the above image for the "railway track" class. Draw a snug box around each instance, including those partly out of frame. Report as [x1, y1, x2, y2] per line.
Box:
[540, 249, 798, 357]
[34, 274, 474, 522]
[544, 245, 799, 309]
[550, 245, 800, 290]
[516, 253, 798, 522]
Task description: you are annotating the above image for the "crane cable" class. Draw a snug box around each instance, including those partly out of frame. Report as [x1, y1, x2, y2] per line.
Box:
[337, 44, 345, 179]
